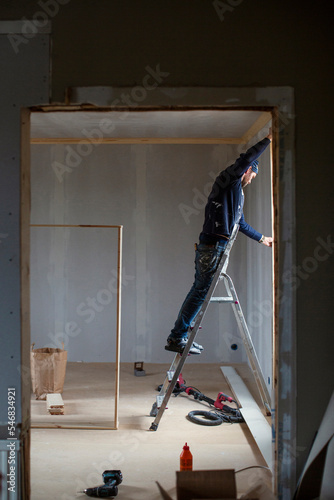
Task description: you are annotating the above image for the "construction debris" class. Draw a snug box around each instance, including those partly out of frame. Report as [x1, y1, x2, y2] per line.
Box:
[46, 393, 64, 415]
[134, 361, 146, 376]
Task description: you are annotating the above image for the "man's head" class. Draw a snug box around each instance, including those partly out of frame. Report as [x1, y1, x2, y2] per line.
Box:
[241, 161, 258, 188]
[250, 159, 259, 174]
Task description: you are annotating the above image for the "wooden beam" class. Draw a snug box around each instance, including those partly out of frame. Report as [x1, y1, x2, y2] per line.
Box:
[30, 137, 244, 145]
[30, 104, 275, 113]
[20, 106, 32, 500]
[30, 224, 122, 228]
[114, 226, 122, 430]
[31, 423, 118, 430]
[241, 112, 272, 144]
[271, 110, 280, 493]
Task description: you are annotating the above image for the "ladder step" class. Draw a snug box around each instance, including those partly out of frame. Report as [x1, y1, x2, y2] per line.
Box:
[156, 395, 166, 409]
[210, 297, 234, 303]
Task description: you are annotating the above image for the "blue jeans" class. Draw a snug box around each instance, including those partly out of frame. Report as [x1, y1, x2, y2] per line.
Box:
[170, 241, 228, 339]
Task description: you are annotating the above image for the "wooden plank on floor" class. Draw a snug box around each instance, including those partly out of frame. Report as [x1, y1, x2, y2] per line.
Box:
[221, 366, 272, 470]
[46, 393, 64, 415]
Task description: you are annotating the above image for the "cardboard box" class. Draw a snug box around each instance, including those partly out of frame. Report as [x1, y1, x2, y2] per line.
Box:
[156, 469, 275, 500]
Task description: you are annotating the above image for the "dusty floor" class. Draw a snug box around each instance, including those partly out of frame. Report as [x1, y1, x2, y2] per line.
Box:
[30, 362, 272, 499]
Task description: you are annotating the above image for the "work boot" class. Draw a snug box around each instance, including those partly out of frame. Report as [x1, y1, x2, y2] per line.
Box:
[165, 336, 201, 355]
[186, 338, 204, 351]
[188, 326, 204, 350]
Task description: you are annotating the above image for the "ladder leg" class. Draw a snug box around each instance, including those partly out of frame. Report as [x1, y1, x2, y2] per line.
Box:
[223, 273, 271, 414]
[149, 346, 193, 430]
[149, 353, 179, 418]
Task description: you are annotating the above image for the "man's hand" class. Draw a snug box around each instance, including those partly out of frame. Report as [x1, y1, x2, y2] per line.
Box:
[261, 236, 273, 247]
[267, 127, 272, 141]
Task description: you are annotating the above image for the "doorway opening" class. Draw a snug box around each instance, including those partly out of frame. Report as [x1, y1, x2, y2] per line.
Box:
[21, 104, 281, 497]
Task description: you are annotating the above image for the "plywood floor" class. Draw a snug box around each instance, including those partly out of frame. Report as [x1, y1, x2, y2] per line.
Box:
[30, 362, 272, 499]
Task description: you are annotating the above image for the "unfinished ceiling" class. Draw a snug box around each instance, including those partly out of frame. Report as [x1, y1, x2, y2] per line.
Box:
[30, 109, 272, 144]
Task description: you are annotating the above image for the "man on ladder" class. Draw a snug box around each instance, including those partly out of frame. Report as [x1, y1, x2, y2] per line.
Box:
[165, 129, 273, 356]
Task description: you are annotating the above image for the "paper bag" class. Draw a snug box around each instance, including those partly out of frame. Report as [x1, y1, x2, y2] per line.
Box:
[30, 343, 67, 400]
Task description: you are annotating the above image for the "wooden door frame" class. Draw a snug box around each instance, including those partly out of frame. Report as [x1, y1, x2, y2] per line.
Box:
[21, 86, 296, 498]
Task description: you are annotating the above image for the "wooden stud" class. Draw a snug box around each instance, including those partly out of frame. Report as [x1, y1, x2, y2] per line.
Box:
[271, 108, 280, 493]
[29, 104, 275, 113]
[31, 137, 244, 145]
[114, 225, 122, 429]
[31, 424, 117, 430]
[30, 224, 122, 228]
[20, 108, 32, 500]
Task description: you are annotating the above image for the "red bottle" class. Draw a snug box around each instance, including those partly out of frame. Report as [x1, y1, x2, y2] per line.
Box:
[180, 442, 193, 471]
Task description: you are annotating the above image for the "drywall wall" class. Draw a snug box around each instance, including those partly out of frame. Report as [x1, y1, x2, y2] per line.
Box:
[0, 30, 50, 421]
[0, 21, 50, 499]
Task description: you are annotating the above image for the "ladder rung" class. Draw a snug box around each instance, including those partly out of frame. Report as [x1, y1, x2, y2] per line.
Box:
[210, 297, 234, 303]
[156, 395, 166, 408]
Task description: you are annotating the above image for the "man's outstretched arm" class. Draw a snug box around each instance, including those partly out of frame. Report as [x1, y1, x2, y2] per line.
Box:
[230, 132, 271, 177]
[239, 214, 273, 247]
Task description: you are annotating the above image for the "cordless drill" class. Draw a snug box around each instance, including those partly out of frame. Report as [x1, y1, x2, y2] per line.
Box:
[79, 470, 123, 498]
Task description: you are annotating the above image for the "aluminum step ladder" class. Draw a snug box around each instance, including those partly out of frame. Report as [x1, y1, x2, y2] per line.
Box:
[149, 226, 271, 431]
